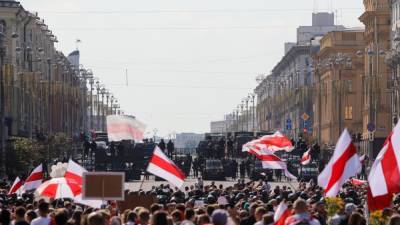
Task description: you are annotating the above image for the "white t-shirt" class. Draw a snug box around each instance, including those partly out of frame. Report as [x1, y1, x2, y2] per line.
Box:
[31, 216, 51, 225]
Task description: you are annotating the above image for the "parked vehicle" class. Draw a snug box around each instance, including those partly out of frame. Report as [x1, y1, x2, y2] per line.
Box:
[203, 159, 225, 180]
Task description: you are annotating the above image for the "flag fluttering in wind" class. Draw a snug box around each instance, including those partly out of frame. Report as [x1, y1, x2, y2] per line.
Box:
[301, 148, 311, 165]
[24, 164, 43, 191]
[318, 129, 361, 197]
[242, 131, 296, 180]
[258, 131, 294, 152]
[64, 159, 103, 208]
[107, 115, 146, 142]
[349, 178, 367, 186]
[258, 149, 297, 180]
[147, 146, 186, 188]
[368, 122, 400, 210]
[8, 177, 24, 195]
[274, 201, 292, 225]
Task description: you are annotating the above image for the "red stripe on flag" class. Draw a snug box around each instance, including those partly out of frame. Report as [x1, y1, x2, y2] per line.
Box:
[324, 143, 356, 194]
[65, 172, 83, 185]
[150, 154, 186, 180]
[107, 124, 143, 138]
[25, 172, 43, 182]
[260, 154, 281, 162]
[8, 180, 23, 195]
[381, 140, 400, 194]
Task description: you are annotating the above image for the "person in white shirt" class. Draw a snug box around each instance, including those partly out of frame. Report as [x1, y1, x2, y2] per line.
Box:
[30, 202, 51, 225]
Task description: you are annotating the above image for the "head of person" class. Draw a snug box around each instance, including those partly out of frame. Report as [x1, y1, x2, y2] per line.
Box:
[262, 214, 274, 225]
[110, 217, 121, 225]
[388, 215, 400, 225]
[126, 211, 137, 223]
[348, 213, 365, 225]
[38, 202, 50, 217]
[171, 210, 183, 224]
[14, 207, 26, 221]
[293, 199, 308, 214]
[184, 208, 195, 222]
[0, 209, 11, 225]
[24, 210, 37, 223]
[211, 209, 228, 225]
[197, 214, 210, 225]
[255, 207, 267, 222]
[345, 203, 357, 216]
[139, 209, 150, 225]
[55, 209, 69, 225]
[88, 212, 106, 225]
[151, 211, 168, 225]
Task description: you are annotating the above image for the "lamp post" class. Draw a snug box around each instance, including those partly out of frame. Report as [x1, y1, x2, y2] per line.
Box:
[240, 103, 244, 132]
[249, 93, 255, 132]
[100, 87, 106, 131]
[47, 58, 52, 135]
[95, 80, 100, 131]
[88, 74, 94, 130]
[0, 24, 5, 175]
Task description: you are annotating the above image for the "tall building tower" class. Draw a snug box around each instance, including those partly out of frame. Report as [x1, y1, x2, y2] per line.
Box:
[359, 0, 391, 158]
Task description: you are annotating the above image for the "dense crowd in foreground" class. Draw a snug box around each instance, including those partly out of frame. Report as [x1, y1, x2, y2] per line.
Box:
[0, 178, 399, 225]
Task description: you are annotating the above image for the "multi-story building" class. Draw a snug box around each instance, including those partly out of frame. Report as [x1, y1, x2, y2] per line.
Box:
[359, 0, 391, 157]
[313, 29, 365, 148]
[0, 0, 119, 138]
[255, 12, 344, 140]
[387, 0, 400, 131]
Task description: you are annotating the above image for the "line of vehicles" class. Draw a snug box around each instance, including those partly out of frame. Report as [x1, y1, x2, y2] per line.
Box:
[85, 131, 319, 181]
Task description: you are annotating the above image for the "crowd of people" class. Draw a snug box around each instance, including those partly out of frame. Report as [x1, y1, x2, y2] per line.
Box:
[0, 176, 399, 225]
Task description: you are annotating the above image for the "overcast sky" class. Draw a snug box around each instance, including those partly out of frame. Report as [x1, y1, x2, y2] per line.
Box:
[20, 0, 364, 137]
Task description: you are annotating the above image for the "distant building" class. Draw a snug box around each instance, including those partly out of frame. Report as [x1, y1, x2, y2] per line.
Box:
[210, 120, 227, 133]
[297, 13, 345, 45]
[174, 133, 204, 150]
[67, 50, 80, 69]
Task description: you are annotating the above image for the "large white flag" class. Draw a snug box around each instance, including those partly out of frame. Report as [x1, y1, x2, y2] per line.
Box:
[107, 115, 146, 142]
[318, 129, 361, 197]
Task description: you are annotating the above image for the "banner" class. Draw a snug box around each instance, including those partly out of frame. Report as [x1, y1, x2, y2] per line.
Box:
[106, 115, 146, 142]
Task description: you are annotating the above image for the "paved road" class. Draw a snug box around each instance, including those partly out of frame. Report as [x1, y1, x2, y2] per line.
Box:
[125, 176, 298, 191]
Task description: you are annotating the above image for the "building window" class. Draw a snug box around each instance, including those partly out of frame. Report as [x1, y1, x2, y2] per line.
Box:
[345, 106, 353, 120]
[347, 80, 352, 92]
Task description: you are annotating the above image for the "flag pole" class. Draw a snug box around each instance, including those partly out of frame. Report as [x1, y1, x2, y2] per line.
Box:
[138, 172, 145, 191]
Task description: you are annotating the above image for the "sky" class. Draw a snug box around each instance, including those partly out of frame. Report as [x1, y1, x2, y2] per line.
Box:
[19, 0, 365, 137]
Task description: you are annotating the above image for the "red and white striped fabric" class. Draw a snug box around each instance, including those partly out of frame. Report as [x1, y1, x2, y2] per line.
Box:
[274, 201, 292, 225]
[258, 132, 294, 152]
[8, 177, 24, 195]
[318, 129, 361, 197]
[349, 178, 367, 186]
[107, 115, 146, 142]
[301, 149, 311, 165]
[64, 159, 103, 208]
[259, 149, 297, 180]
[147, 146, 186, 188]
[65, 159, 85, 186]
[242, 139, 265, 156]
[24, 164, 43, 191]
[368, 122, 400, 198]
[36, 177, 81, 199]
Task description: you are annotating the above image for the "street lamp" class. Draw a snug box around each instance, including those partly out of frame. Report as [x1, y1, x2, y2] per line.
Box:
[249, 93, 255, 132]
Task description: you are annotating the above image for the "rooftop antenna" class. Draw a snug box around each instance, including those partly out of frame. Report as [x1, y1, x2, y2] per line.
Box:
[125, 68, 128, 86]
[313, 0, 318, 13]
[75, 39, 81, 50]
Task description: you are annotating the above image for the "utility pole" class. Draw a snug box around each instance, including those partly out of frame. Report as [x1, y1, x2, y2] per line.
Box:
[0, 27, 5, 175]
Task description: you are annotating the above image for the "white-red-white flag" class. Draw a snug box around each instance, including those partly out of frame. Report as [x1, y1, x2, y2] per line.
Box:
[368, 122, 400, 198]
[147, 146, 186, 188]
[258, 131, 294, 152]
[259, 149, 297, 180]
[274, 201, 292, 225]
[107, 115, 146, 142]
[349, 178, 367, 186]
[8, 177, 24, 195]
[318, 129, 361, 197]
[64, 159, 103, 208]
[301, 149, 311, 165]
[24, 164, 43, 191]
